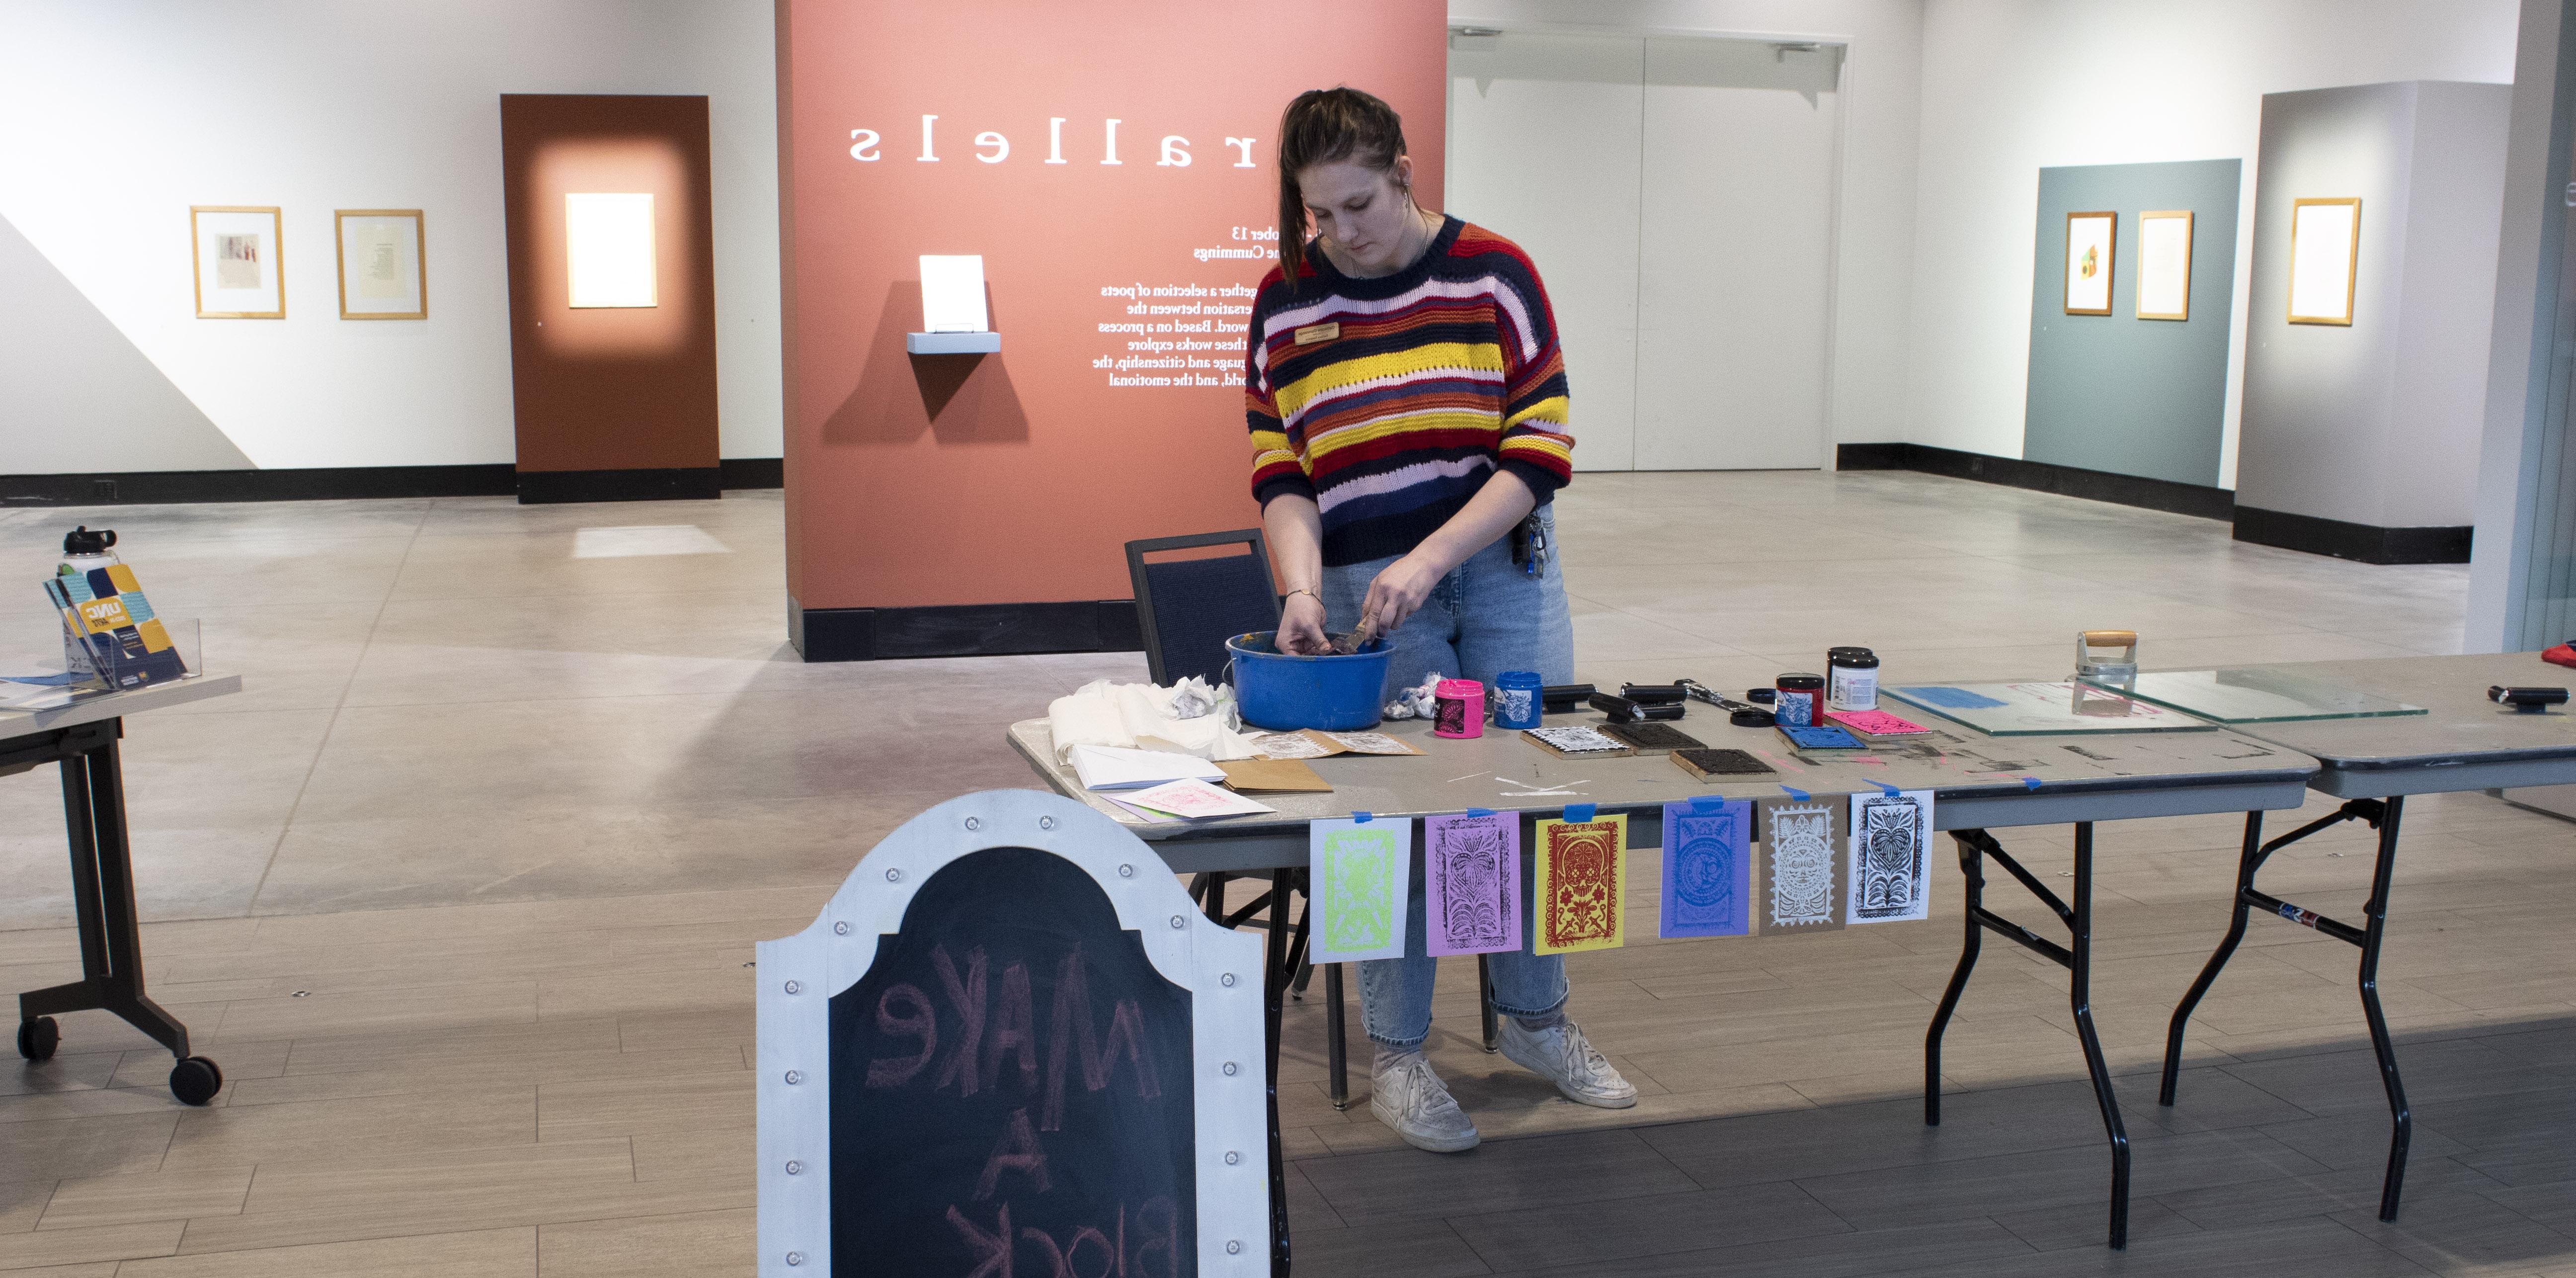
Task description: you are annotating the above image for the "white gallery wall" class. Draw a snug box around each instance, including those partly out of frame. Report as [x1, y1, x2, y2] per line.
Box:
[1907, 0, 2521, 488]
[1445, 0, 1924, 452]
[0, 0, 781, 472]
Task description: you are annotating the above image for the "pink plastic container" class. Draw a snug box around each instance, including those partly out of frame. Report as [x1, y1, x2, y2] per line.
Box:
[1433, 679, 1486, 738]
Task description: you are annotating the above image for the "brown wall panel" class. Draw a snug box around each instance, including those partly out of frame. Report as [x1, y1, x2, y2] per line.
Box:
[500, 94, 720, 475]
[776, 0, 1448, 612]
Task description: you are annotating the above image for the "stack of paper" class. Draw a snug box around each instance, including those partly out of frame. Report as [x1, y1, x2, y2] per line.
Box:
[1068, 744, 1227, 791]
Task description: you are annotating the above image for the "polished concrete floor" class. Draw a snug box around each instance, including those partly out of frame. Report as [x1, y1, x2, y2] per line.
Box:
[4, 472, 2571, 1276]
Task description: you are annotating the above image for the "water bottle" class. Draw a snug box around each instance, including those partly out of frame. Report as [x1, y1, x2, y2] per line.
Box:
[57, 526, 120, 677]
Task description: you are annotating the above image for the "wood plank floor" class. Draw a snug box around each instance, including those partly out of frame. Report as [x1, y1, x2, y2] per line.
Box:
[4, 473, 2567, 1275]
[5, 788, 2576, 1275]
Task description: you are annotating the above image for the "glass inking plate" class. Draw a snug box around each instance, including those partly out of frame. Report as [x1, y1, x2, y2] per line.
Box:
[1885, 682, 2218, 736]
[2076, 669, 2427, 723]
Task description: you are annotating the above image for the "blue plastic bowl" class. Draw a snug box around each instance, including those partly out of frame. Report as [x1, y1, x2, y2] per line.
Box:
[1226, 631, 1393, 731]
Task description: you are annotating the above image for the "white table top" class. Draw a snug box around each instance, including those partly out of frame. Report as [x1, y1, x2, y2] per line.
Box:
[0, 675, 242, 742]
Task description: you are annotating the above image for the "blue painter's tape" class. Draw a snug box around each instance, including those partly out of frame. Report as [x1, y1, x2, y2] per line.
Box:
[2021, 776, 2042, 790]
[1564, 803, 1597, 823]
[1871, 781, 1901, 797]
[1688, 794, 1727, 814]
[1779, 785, 1811, 801]
[1352, 810, 1373, 823]
[1465, 807, 1496, 818]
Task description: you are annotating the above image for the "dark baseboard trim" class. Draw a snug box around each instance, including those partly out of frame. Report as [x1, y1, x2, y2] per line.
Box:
[0, 464, 515, 506]
[0, 459, 786, 507]
[1837, 442, 2235, 521]
[791, 597, 1145, 662]
[515, 467, 722, 504]
[2231, 506, 2472, 565]
[721, 457, 784, 490]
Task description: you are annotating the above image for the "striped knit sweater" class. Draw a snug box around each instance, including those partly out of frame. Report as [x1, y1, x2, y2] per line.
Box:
[1245, 216, 1574, 566]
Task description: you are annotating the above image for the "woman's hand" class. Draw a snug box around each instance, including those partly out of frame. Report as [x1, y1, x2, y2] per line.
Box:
[1362, 553, 1443, 639]
[1277, 591, 1332, 655]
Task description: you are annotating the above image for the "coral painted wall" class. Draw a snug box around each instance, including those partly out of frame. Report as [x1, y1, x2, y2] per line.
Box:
[776, 0, 1447, 612]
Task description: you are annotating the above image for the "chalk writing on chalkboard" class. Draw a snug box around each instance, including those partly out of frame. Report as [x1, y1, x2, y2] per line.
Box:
[832, 846, 1197, 1276]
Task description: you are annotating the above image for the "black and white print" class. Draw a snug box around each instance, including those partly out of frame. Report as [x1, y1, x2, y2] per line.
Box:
[1847, 790, 1933, 924]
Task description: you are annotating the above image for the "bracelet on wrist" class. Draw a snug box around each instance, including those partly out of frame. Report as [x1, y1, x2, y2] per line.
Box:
[1284, 586, 1321, 605]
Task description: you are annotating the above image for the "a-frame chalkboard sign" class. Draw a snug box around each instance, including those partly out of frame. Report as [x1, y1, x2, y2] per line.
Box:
[757, 790, 1269, 1276]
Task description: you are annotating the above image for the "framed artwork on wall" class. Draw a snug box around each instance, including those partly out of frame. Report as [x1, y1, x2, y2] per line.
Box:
[189, 206, 284, 319]
[2064, 211, 2115, 315]
[335, 209, 426, 320]
[2288, 197, 2361, 325]
[2135, 210, 2193, 321]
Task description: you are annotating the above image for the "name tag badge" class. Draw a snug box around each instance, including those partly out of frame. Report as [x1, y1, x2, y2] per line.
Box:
[1293, 321, 1340, 346]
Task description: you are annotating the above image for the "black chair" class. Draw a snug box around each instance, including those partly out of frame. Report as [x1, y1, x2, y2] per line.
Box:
[1124, 530, 1355, 1106]
[1126, 528, 1283, 685]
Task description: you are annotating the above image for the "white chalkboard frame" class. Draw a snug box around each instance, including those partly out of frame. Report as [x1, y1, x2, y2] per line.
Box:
[755, 789, 1271, 1276]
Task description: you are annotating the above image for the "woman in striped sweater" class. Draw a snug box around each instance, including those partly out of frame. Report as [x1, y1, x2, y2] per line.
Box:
[1247, 87, 1633, 1153]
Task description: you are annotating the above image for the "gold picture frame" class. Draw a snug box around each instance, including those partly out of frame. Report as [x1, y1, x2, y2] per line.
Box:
[2135, 210, 2193, 321]
[189, 205, 284, 319]
[2064, 211, 2115, 316]
[2287, 197, 2361, 326]
[335, 209, 427, 320]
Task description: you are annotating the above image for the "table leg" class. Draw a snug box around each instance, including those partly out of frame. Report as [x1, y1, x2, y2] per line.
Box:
[1324, 963, 1348, 1111]
[2067, 824, 2131, 1250]
[2153, 797, 2411, 1220]
[1263, 868, 1291, 1277]
[1924, 831, 1986, 1126]
[2161, 812, 2264, 1105]
[19, 738, 200, 1073]
[1477, 954, 1498, 1052]
[1924, 825, 2127, 1249]
[2359, 796, 2411, 1221]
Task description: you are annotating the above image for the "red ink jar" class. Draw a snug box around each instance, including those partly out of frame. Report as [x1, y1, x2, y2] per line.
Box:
[1774, 673, 1824, 727]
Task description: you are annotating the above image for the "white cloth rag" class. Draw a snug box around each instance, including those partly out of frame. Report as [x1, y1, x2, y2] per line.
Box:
[1047, 678, 1263, 762]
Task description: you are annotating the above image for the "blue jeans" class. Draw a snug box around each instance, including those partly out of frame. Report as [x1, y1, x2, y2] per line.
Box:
[1321, 504, 1576, 1048]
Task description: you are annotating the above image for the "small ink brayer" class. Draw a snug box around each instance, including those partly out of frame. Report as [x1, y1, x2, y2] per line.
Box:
[1541, 683, 1596, 713]
[1591, 692, 1683, 723]
[1617, 683, 1690, 705]
[2490, 685, 2569, 713]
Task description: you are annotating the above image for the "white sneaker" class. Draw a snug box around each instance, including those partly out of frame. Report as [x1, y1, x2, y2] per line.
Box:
[1498, 1018, 1638, 1108]
[1368, 1053, 1480, 1153]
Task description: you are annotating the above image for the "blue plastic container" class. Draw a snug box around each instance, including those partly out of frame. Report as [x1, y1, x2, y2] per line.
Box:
[1493, 670, 1543, 729]
[1226, 631, 1393, 731]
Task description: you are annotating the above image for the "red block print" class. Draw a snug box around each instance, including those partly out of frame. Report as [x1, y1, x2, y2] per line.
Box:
[1537, 817, 1626, 953]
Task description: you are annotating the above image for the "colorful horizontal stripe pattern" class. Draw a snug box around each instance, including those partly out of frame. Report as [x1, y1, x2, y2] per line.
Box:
[1246, 217, 1574, 566]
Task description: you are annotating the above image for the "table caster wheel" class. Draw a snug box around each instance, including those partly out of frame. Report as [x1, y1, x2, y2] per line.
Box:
[168, 1056, 222, 1106]
[15, 1017, 59, 1062]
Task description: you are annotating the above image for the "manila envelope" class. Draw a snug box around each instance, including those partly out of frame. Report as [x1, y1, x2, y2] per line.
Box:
[1217, 758, 1334, 793]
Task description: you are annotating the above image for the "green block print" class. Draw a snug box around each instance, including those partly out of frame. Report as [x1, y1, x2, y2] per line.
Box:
[1323, 829, 1398, 951]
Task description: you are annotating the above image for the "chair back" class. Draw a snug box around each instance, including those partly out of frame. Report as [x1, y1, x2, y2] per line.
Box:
[1125, 529, 1282, 686]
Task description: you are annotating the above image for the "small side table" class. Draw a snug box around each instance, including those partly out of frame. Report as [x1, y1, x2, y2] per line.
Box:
[6, 675, 242, 1104]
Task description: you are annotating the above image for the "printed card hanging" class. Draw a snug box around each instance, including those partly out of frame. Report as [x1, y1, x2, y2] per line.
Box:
[1848, 789, 1934, 924]
[1659, 798, 1752, 938]
[1533, 811, 1627, 954]
[1308, 817, 1408, 962]
[1424, 811, 1522, 956]
[1757, 795, 1848, 934]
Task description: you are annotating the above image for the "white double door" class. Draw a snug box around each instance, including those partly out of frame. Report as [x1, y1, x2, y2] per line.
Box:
[1446, 31, 1841, 471]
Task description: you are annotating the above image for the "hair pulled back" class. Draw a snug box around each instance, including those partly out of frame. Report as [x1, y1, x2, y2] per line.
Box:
[1276, 87, 1409, 289]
